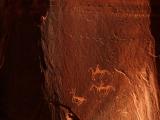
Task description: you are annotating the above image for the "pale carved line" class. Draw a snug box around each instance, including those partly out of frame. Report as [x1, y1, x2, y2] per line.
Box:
[70, 89, 87, 106]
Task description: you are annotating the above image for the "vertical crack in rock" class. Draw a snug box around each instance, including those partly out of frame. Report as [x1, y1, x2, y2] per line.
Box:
[49, 91, 80, 120]
[59, 103, 80, 120]
[53, 91, 62, 120]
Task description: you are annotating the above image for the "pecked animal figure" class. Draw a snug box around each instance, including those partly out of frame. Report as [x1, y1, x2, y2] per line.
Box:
[0, 0, 160, 120]
[42, 0, 160, 120]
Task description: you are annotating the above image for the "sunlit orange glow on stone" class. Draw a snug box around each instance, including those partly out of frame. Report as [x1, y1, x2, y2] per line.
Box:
[42, 0, 160, 119]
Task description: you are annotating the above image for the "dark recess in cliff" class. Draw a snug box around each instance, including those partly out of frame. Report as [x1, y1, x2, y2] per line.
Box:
[150, 0, 160, 87]
[0, 0, 51, 120]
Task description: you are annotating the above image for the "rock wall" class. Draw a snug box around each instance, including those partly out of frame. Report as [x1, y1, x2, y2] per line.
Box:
[0, 0, 159, 120]
[42, 0, 160, 120]
[0, 0, 51, 120]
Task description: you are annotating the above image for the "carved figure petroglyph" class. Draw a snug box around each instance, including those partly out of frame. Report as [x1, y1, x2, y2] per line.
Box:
[65, 113, 73, 120]
[70, 89, 87, 106]
[90, 81, 115, 95]
[41, 14, 48, 22]
[89, 64, 110, 81]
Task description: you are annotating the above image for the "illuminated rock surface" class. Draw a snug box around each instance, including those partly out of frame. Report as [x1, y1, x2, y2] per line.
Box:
[0, 0, 159, 120]
[43, 0, 160, 120]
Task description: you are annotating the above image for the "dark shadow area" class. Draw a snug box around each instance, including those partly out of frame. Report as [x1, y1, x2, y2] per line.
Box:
[0, 0, 51, 120]
[150, 0, 160, 87]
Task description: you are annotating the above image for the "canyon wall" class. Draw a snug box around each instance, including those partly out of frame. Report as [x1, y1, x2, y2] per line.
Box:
[43, 0, 160, 120]
[0, 0, 159, 120]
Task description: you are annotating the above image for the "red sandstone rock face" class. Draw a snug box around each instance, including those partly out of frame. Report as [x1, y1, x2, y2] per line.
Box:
[0, 0, 159, 120]
[42, 0, 160, 120]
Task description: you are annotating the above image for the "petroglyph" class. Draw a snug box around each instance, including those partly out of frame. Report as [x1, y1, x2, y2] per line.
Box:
[113, 32, 128, 41]
[71, 4, 149, 19]
[117, 110, 128, 117]
[41, 14, 48, 23]
[89, 64, 110, 81]
[70, 89, 87, 106]
[90, 81, 115, 95]
[42, 16, 47, 21]
[65, 113, 73, 120]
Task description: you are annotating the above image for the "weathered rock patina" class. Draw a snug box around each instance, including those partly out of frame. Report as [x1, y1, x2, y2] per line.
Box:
[0, 0, 159, 120]
[43, 0, 160, 120]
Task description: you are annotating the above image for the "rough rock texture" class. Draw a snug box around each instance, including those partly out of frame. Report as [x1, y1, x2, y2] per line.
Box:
[0, 0, 159, 120]
[42, 0, 160, 120]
